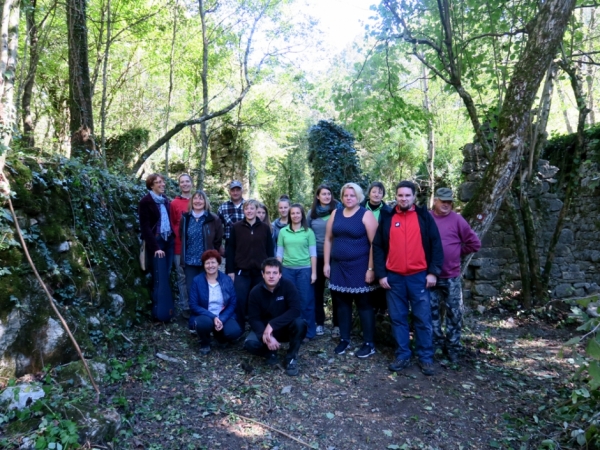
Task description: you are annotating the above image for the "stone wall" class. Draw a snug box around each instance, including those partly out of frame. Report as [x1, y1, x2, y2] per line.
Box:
[458, 142, 600, 303]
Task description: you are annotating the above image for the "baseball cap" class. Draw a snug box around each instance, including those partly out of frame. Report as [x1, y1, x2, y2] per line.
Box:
[229, 180, 243, 189]
[435, 187, 454, 201]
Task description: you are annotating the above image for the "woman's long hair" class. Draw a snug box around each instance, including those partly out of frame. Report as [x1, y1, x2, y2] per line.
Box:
[257, 202, 272, 233]
[288, 203, 309, 231]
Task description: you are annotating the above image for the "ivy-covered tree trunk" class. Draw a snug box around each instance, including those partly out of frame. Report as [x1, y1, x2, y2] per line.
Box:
[67, 0, 95, 159]
[21, 0, 39, 148]
[462, 0, 577, 238]
[0, 0, 20, 198]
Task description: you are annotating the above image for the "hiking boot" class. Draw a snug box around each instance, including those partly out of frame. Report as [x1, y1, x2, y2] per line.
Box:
[285, 358, 299, 376]
[355, 343, 375, 359]
[334, 339, 350, 355]
[199, 345, 211, 356]
[265, 352, 279, 366]
[389, 358, 411, 372]
[331, 327, 340, 338]
[419, 360, 435, 376]
[316, 325, 324, 336]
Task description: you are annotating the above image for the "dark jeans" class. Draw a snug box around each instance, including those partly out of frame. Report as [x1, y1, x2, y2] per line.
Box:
[190, 315, 242, 346]
[386, 271, 434, 363]
[183, 265, 204, 304]
[149, 234, 175, 322]
[234, 272, 263, 330]
[244, 317, 307, 360]
[370, 285, 387, 313]
[332, 290, 375, 343]
[283, 267, 316, 339]
[315, 257, 338, 327]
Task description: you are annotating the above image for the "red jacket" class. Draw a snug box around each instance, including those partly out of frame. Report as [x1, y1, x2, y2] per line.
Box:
[170, 196, 190, 255]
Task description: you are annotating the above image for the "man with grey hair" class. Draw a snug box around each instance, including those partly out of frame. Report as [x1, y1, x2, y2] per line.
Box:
[430, 187, 481, 363]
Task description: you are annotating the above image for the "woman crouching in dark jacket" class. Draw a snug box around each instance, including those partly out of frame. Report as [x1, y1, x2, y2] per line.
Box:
[189, 250, 242, 355]
[179, 190, 224, 298]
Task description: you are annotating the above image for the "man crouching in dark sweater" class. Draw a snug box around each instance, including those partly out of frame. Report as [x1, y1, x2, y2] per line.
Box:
[244, 257, 307, 376]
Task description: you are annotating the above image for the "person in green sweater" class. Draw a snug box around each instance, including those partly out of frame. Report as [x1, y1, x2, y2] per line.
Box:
[277, 204, 317, 339]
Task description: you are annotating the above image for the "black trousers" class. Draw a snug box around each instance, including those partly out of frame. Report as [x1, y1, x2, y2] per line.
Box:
[234, 272, 263, 330]
[244, 317, 307, 360]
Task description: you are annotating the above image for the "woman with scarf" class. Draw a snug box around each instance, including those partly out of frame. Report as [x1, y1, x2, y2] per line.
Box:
[179, 190, 224, 299]
[307, 184, 340, 337]
[138, 173, 175, 322]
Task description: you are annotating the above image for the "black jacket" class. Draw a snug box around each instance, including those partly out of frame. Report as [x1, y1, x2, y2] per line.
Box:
[360, 199, 392, 220]
[248, 278, 301, 337]
[372, 204, 444, 279]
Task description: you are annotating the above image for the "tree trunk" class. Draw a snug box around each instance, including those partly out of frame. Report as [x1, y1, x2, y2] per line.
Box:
[0, 0, 20, 198]
[519, 194, 544, 302]
[421, 61, 435, 207]
[164, 1, 178, 178]
[21, 0, 38, 148]
[67, 0, 95, 159]
[541, 61, 590, 291]
[197, 0, 209, 189]
[505, 192, 531, 308]
[461, 0, 577, 240]
[99, 0, 111, 166]
[556, 83, 574, 134]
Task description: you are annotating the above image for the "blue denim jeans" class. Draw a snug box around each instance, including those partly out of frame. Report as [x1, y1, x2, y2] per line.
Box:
[386, 271, 434, 363]
[282, 267, 316, 339]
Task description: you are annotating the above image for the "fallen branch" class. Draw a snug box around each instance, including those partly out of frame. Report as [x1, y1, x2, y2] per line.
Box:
[6, 194, 100, 402]
[234, 413, 314, 448]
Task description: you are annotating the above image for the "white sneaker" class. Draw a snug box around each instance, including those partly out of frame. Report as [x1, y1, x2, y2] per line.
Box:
[316, 325, 324, 336]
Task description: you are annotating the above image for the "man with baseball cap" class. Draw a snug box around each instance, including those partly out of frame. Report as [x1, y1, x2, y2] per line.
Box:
[217, 180, 245, 251]
[430, 187, 481, 363]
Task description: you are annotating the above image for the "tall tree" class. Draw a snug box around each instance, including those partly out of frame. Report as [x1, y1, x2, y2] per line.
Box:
[380, 0, 578, 240]
[67, 0, 95, 159]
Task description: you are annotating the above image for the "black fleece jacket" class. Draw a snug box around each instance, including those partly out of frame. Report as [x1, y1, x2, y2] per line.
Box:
[248, 279, 301, 337]
[226, 219, 274, 274]
[372, 204, 444, 279]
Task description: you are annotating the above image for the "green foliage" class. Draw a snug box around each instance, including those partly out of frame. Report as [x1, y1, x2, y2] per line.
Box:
[105, 128, 150, 168]
[307, 120, 366, 198]
[547, 298, 600, 447]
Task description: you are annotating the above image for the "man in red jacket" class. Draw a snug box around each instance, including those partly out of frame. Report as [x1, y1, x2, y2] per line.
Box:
[170, 174, 193, 318]
[430, 187, 481, 363]
[373, 181, 444, 376]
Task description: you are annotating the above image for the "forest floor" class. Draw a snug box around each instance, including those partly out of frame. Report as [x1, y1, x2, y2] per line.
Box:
[103, 306, 580, 450]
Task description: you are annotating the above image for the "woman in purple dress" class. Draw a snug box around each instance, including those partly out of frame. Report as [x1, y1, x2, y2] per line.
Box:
[324, 183, 378, 358]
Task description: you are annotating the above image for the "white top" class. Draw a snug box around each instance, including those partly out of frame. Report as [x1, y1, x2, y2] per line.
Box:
[207, 281, 223, 316]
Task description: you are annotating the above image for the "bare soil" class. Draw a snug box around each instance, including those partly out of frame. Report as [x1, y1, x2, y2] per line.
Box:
[107, 311, 578, 450]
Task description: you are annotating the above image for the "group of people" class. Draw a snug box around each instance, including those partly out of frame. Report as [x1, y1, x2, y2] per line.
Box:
[138, 174, 481, 377]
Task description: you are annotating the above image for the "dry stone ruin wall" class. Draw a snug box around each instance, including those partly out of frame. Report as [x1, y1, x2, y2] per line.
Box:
[458, 142, 600, 304]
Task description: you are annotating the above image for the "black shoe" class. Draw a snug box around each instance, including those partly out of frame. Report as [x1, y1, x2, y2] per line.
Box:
[389, 358, 411, 372]
[447, 352, 459, 364]
[355, 343, 375, 359]
[285, 358, 299, 376]
[265, 352, 278, 366]
[334, 339, 350, 355]
[419, 360, 435, 376]
[199, 345, 211, 356]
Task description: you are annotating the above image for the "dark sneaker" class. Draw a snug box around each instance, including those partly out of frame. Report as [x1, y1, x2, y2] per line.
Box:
[419, 360, 435, 376]
[199, 345, 211, 356]
[447, 352, 459, 364]
[355, 343, 375, 359]
[334, 339, 350, 355]
[265, 352, 279, 366]
[389, 358, 411, 372]
[285, 358, 299, 376]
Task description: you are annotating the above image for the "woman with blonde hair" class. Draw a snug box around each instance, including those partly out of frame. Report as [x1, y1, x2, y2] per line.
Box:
[324, 183, 378, 358]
